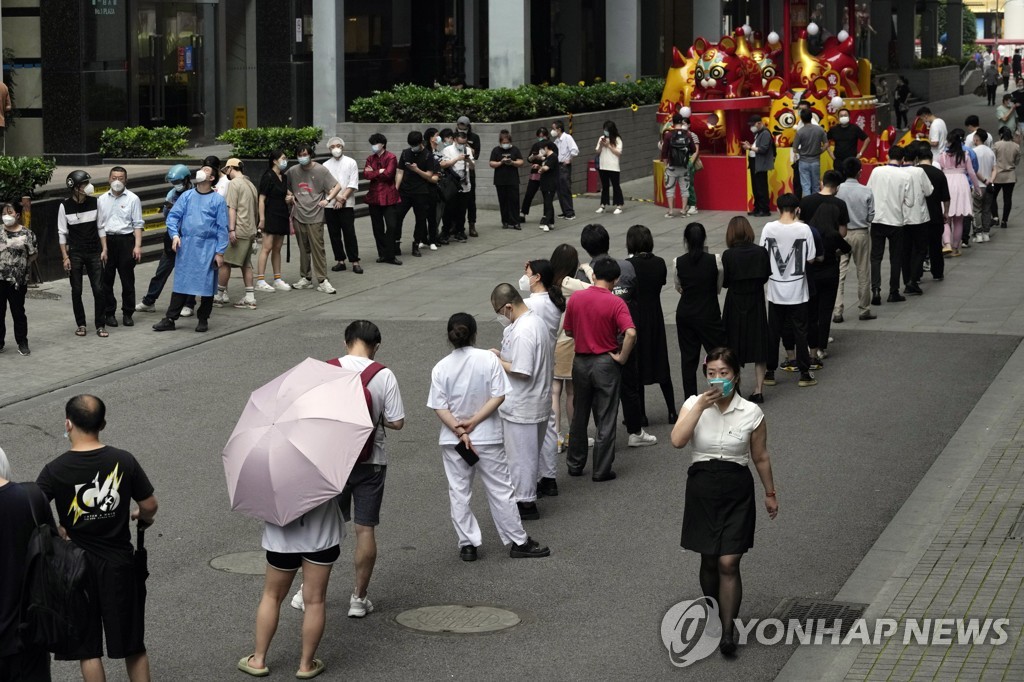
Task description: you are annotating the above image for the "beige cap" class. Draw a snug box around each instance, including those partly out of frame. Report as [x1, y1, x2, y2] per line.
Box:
[221, 157, 243, 171]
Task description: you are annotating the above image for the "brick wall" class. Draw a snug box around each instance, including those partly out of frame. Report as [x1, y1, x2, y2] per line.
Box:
[334, 104, 661, 209]
[904, 66, 961, 105]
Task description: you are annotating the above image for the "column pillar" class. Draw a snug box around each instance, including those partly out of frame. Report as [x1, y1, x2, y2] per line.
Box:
[606, 0, 640, 81]
[895, 0, 915, 68]
[488, 0, 529, 88]
[869, 0, 892, 70]
[464, 0, 478, 85]
[693, 0, 722, 41]
[921, 0, 939, 58]
[312, 0, 345, 131]
[946, 0, 964, 60]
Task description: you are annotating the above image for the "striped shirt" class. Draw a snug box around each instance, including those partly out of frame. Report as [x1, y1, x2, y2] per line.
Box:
[57, 196, 104, 252]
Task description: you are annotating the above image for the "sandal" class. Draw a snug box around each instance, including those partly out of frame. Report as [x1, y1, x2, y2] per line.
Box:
[96, 328, 109, 338]
[237, 655, 269, 677]
[296, 658, 325, 679]
[75, 326, 87, 337]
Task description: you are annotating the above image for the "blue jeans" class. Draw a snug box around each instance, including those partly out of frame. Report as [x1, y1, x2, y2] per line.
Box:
[799, 159, 821, 197]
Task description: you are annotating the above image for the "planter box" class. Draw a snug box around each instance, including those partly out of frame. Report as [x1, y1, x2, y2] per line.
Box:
[334, 104, 661, 210]
[904, 66, 960, 104]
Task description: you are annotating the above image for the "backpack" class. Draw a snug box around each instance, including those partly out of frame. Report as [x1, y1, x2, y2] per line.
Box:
[19, 483, 93, 655]
[327, 359, 387, 462]
[669, 129, 693, 167]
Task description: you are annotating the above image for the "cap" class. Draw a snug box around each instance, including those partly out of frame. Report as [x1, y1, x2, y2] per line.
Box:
[327, 136, 344, 148]
[748, 115, 763, 125]
[457, 116, 471, 127]
[221, 158, 242, 171]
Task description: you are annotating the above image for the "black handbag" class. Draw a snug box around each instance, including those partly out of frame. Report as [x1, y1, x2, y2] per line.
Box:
[436, 171, 460, 203]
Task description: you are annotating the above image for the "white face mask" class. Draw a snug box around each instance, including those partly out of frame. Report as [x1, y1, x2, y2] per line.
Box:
[750, 125, 759, 134]
[518, 274, 532, 291]
[110, 180, 125, 193]
[195, 170, 208, 183]
[173, 183, 185, 192]
[297, 156, 311, 166]
[551, 130, 560, 138]
[496, 312, 512, 328]
[839, 116, 850, 125]
[331, 148, 343, 158]
[277, 160, 289, 171]
[501, 143, 512, 150]
[435, 136, 442, 145]
[2, 214, 16, 227]
[371, 144, 381, 154]
[83, 183, 95, 195]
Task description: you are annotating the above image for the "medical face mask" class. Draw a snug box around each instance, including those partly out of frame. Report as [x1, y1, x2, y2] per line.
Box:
[277, 160, 288, 171]
[518, 274, 532, 291]
[195, 170, 208, 183]
[331, 148, 343, 158]
[551, 130, 560, 138]
[839, 116, 850, 125]
[603, 130, 610, 137]
[750, 125, 758, 134]
[82, 183, 95, 195]
[110, 180, 125, 193]
[298, 155, 311, 166]
[435, 136, 442, 145]
[496, 307, 512, 328]
[2, 215, 16, 227]
[173, 183, 185, 192]
[501, 143, 512, 150]
[708, 377, 735, 398]
[537, 136, 546, 142]
[371, 144, 381, 154]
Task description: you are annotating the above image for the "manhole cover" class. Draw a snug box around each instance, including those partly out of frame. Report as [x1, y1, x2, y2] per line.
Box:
[770, 598, 868, 638]
[395, 605, 520, 634]
[209, 551, 266, 575]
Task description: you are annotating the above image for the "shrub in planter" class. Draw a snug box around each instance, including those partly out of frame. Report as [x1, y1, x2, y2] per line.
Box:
[0, 155, 56, 200]
[99, 126, 191, 158]
[217, 126, 323, 158]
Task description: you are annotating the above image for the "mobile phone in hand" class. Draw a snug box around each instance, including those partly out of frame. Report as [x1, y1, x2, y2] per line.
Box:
[455, 440, 479, 466]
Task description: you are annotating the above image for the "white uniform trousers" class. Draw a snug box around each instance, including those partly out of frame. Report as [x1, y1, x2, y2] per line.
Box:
[540, 409, 559, 480]
[502, 419, 546, 502]
[441, 442, 528, 549]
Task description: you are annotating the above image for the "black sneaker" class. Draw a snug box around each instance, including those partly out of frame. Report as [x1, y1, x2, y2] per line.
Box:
[904, 283, 923, 296]
[871, 290, 882, 306]
[152, 318, 176, 332]
[763, 370, 776, 386]
[517, 501, 540, 520]
[510, 537, 550, 558]
[537, 477, 559, 497]
[122, 315, 134, 327]
[105, 315, 119, 328]
[195, 320, 209, 333]
[887, 291, 906, 303]
[809, 360, 823, 370]
[798, 372, 817, 387]
[411, 247, 422, 257]
[780, 359, 798, 372]
[460, 545, 478, 562]
[17, 343, 30, 356]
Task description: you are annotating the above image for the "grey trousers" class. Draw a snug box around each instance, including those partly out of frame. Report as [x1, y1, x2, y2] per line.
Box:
[567, 353, 621, 479]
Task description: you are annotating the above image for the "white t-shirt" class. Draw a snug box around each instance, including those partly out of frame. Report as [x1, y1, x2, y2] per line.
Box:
[759, 220, 817, 304]
[973, 143, 997, 182]
[966, 131, 993, 149]
[261, 497, 345, 553]
[901, 166, 934, 225]
[428, 347, 512, 445]
[595, 136, 623, 173]
[683, 394, 764, 466]
[498, 311, 554, 424]
[322, 155, 360, 208]
[929, 118, 948, 162]
[333, 355, 404, 466]
[524, 291, 562, 341]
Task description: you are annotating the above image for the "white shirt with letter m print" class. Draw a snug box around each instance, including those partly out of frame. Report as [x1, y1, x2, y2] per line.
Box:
[759, 220, 817, 305]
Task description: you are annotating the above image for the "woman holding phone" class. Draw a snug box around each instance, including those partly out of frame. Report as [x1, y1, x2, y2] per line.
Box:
[428, 312, 550, 562]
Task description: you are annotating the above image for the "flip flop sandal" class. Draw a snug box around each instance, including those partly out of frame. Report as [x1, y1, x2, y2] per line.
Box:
[96, 328, 109, 338]
[237, 655, 269, 677]
[75, 326, 87, 337]
[295, 658, 325, 679]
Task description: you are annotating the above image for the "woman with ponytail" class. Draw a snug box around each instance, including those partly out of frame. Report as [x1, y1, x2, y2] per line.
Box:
[938, 128, 984, 256]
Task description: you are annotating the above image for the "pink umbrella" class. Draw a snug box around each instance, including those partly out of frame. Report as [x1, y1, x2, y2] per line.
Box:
[222, 357, 373, 526]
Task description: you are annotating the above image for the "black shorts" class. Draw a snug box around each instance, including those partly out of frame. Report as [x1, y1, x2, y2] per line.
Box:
[265, 545, 341, 572]
[56, 552, 146, 661]
[337, 463, 387, 527]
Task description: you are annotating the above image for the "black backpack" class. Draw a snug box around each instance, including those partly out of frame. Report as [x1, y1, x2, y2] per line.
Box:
[19, 483, 94, 655]
[669, 130, 692, 167]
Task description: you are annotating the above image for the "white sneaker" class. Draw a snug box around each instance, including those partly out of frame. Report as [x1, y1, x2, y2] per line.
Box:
[180, 306, 194, 318]
[974, 234, 984, 243]
[316, 279, 336, 294]
[613, 207, 623, 215]
[292, 277, 313, 290]
[628, 429, 658, 447]
[255, 280, 275, 292]
[430, 243, 438, 251]
[213, 292, 230, 307]
[135, 302, 156, 312]
[290, 585, 304, 612]
[348, 594, 374, 618]
[273, 279, 292, 291]
[595, 206, 605, 214]
[540, 225, 550, 232]
[233, 298, 257, 310]
[587, 437, 595, 448]
[687, 206, 699, 216]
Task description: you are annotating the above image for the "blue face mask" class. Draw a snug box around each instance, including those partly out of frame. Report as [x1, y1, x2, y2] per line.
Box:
[708, 377, 735, 398]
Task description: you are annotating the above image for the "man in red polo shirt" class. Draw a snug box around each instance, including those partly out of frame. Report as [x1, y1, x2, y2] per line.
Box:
[562, 257, 637, 482]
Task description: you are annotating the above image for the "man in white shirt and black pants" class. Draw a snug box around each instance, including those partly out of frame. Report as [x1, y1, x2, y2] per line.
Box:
[97, 166, 143, 328]
[490, 284, 553, 521]
[866, 145, 911, 304]
[551, 119, 579, 220]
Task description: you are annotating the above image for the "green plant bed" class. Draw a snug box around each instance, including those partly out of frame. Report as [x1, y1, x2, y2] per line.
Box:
[217, 126, 323, 158]
[0, 156, 56, 200]
[348, 79, 666, 123]
[100, 126, 191, 158]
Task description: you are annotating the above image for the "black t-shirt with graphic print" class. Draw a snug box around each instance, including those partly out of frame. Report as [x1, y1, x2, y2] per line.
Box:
[37, 446, 154, 565]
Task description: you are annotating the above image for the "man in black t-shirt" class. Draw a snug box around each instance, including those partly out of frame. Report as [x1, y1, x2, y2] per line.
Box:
[827, 108, 869, 166]
[913, 140, 951, 282]
[36, 395, 158, 680]
[799, 170, 850, 235]
[520, 127, 549, 222]
[395, 131, 440, 257]
[489, 129, 525, 229]
[58, 170, 110, 337]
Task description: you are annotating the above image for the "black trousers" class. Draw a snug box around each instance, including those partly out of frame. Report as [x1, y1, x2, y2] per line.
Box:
[751, 169, 770, 214]
[900, 223, 929, 286]
[987, 84, 998, 106]
[926, 220, 946, 280]
[676, 314, 728, 399]
[397, 193, 434, 247]
[790, 161, 802, 199]
[102, 233, 137, 317]
[69, 250, 106, 329]
[768, 302, 810, 373]
[618, 349, 643, 434]
[521, 178, 541, 215]
[895, 106, 908, 129]
[992, 182, 1015, 223]
[443, 191, 469, 238]
[807, 274, 838, 350]
[325, 207, 359, 262]
[567, 353, 621, 479]
[0, 280, 28, 346]
[467, 170, 478, 225]
[540, 186, 556, 225]
[167, 291, 213, 321]
[870, 223, 904, 294]
[496, 185, 521, 226]
[427, 191, 442, 241]
[368, 203, 400, 261]
[556, 164, 575, 217]
[142, 246, 195, 308]
[599, 169, 624, 206]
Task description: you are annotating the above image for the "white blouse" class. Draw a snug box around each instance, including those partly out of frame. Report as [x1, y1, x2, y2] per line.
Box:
[683, 393, 764, 466]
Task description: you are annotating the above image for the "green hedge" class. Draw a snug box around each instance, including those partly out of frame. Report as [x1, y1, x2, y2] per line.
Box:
[347, 79, 666, 123]
[0, 156, 56, 200]
[913, 55, 962, 70]
[217, 126, 323, 159]
[99, 126, 190, 158]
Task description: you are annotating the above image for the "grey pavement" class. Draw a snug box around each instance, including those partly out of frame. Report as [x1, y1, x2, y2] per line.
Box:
[2, 92, 1024, 680]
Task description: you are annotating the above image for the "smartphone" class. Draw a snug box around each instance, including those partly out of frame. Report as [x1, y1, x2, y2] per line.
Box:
[455, 440, 479, 465]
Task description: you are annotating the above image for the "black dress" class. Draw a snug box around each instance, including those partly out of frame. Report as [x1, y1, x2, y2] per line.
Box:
[627, 252, 672, 385]
[258, 170, 290, 235]
[675, 252, 727, 399]
[721, 243, 771, 365]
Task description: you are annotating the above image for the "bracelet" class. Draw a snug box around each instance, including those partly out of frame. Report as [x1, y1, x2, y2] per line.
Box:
[765, 491, 776, 497]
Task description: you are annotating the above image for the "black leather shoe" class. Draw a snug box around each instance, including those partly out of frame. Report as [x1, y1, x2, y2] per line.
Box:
[592, 472, 617, 482]
[388, 257, 403, 266]
[411, 248, 422, 257]
[195, 320, 209, 332]
[469, 226, 479, 238]
[871, 290, 882, 306]
[152, 318, 175, 332]
[375, 257, 386, 263]
[748, 393, 764, 404]
[331, 262, 347, 272]
[122, 315, 134, 327]
[567, 467, 584, 477]
[105, 315, 119, 328]
[887, 291, 906, 303]
[832, 313, 843, 324]
[509, 537, 550, 558]
[460, 545, 477, 562]
[517, 502, 540, 520]
[904, 283, 923, 295]
[537, 477, 559, 497]
[719, 632, 737, 657]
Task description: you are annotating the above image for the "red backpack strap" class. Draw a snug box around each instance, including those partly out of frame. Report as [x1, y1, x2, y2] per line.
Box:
[360, 361, 387, 387]
[326, 357, 342, 367]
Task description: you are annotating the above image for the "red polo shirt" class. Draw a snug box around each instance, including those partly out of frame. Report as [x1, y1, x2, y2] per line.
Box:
[562, 285, 634, 355]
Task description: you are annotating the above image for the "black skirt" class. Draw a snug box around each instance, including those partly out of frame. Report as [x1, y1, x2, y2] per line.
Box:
[681, 460, 756, 555]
